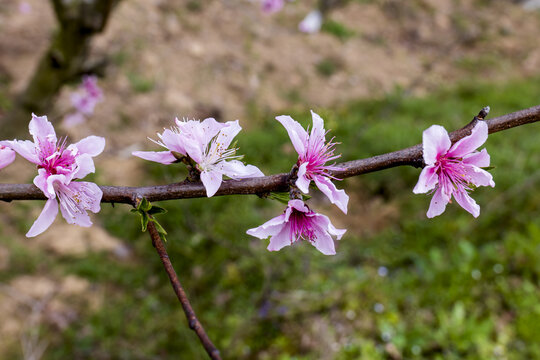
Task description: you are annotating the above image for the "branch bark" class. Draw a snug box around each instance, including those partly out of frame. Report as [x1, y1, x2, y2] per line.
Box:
[147, 221, 222, 360]
[1, 105, 539, 203]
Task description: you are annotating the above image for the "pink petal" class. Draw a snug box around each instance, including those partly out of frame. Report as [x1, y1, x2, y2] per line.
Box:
[159, 129, 186, 155]
[453, 191, 480, 218]
[448, 121, 488, 158]
[197, 117, 226, 146]
[2, 140, 39, 164]
[214, 120, 241, 150]
[0, 147, 15, 169]
[312, 176, 349, 214]
[33, 169, 51, 197]
[311, 212, 346, 240]
[463, 164, 495, 187]
[276, 115, 308, 157]
[182, 136, 204, 164]
[288, 199, 310, 214]
[74, 136, 105, 157]
[246, 213, 287, 239]
[295, 162, 311, 193]
[267, 224, 293, 252]
[58, 181, 102, 226]
[311, 226, 336, 255]
[29, 114, 56, 153]
[463, 148, 490, 168]
[426, 187, 450, 218]
[220, 160, 264, 179]
[413, 165, 438, 194]
[26, 198, 59, 237]
[422, 125, 451, 165]
[73, 154, 95, 180]
[200, 169, 223, 197]
[261, 0, 284, 14]
[309, 110, 326, 143]
[132, 150, 177, 165]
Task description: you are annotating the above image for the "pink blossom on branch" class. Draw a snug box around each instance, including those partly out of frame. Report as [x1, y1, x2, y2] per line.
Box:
[277, 111, 349, 213]
[413, 121, 495, 218]
[261, 0, 284, 14]
[2, 114, 105, 237]
[247, 199, 346, 255]
[71, 75, 103, 115]
[0, 145, 15, 170]
[133, 117, 264, 197]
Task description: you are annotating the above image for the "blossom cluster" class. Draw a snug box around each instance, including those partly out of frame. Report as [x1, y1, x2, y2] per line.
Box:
[63, 75, 103, 128]
[1, 109, 495, 254]
[1, 114, 104, 237]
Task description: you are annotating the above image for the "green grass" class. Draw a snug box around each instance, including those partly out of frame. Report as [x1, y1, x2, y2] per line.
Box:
[4, 77, 540, 359]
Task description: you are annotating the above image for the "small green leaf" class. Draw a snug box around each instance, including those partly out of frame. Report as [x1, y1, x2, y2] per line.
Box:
[148, 206, 167, 215]
[141, 212, 149, 232]
[268, 192, 290, 204]
[483, 166, 496, 170]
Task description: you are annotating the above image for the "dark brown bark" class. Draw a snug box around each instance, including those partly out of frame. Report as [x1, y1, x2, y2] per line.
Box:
[147, 222, 222, 360]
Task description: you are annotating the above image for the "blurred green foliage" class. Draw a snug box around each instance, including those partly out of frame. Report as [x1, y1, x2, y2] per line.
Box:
[3, 77, 540, 359]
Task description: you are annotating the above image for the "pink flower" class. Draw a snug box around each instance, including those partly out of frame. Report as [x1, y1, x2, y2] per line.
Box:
[299, 10, 323, 34]
[276, 111, 349, 213]
[413, 121, 495, 218]
[0, 145, 15, 170]
[247, 199, 346, 255]
[133, 117, 264, 197]
[2, 114, 105, 237]
[261, 0, 284, 13]
[70, 75, 103, 116]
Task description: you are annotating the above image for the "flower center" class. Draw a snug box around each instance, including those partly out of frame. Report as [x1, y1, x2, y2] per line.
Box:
[436, 155, 472, 196]
[39, 137, 77, 175]
[289, 210, 316, 243]
[300, 131, 341, 179]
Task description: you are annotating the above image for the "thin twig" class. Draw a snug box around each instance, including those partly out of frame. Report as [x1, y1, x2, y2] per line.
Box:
[1, 104, 539, 203]
[146, 221, 222, 360]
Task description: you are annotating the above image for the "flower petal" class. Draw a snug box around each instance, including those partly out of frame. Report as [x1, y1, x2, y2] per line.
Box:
[132, 150, 177, 165]
[413, 165, 438, 194]
[311, 226, 336, 255]
[288, 199, 310, 214]
[73, 136, 105, 157]
[267, 224, 293, 252]
[246, 213, 287, 239]
[220, 160, 264, 179]
[426, 187, 450, 218]
[463, 164, 495, 188]
[159, 129, 187, 155]
[448, 121, 488, 158]
[422, 125, 451, 165]
[0, 147, 15, 169]
[295, 162, 311, 193]
[312, 176, 349, 214]
[57, 181, 102, 226]
[2, 140, 39, 164]
[214, 120, 241, 150]
[453, 191, 480, 218]
[276, 115, 308, 156]
[200, 169, 223, 197]
[309, 110, 326, 143]
[72, 153, 95, 180]
[26, 198, 58, 237]
[29, 114, 56, 153]
[463, 148, 490, 168]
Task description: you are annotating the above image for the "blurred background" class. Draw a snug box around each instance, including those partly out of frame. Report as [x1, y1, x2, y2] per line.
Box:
[1, 0, 540, 359]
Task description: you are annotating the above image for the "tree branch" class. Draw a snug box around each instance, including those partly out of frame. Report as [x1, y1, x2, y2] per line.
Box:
[147, 221, 222, 360]
[1, 105, 539, 203]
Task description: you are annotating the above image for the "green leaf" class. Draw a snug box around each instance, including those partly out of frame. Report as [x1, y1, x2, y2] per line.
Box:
[141, 212, 149, 232]
[267, 192, 290, 204]
[148, 205, 167, 215]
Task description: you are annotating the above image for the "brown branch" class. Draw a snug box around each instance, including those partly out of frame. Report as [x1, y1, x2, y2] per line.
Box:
[147, 221, 222, 360]
[1, 104, 539, 203]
